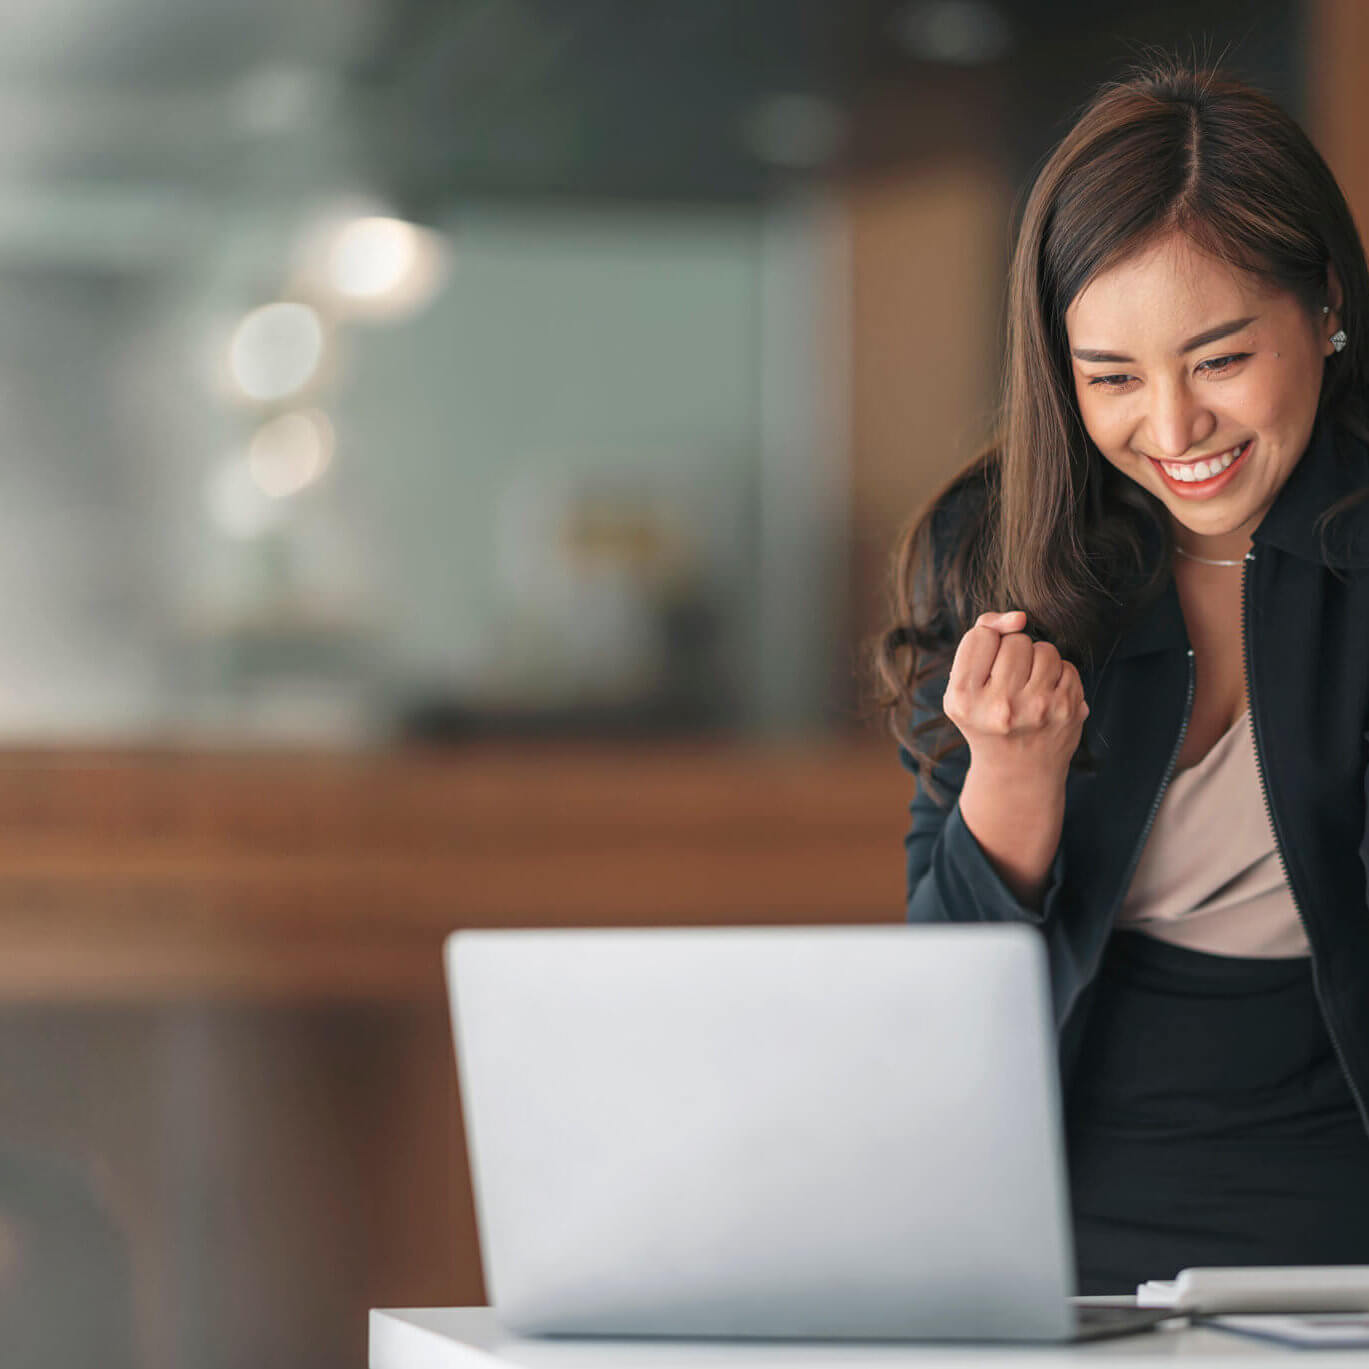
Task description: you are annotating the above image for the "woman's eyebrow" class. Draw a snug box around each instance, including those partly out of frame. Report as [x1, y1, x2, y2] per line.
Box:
[1070, 315, 1259, 364]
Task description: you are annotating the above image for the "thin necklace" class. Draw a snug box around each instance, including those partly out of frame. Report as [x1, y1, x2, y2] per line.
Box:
[1174, 545, 1247, 567]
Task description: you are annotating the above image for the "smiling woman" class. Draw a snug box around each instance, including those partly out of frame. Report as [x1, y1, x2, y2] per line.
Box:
[1067, 235, 1334, 555]
[874, 58, 1369, 1292]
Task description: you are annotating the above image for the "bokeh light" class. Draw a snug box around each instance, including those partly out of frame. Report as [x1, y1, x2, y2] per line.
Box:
[323, 215, 450, 317]
[227, 301, 325, 402]
[247, 409, 335, 498]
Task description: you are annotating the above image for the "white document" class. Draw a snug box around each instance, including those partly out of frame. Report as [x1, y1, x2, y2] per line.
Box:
[1136, 1266, 1369, 1314]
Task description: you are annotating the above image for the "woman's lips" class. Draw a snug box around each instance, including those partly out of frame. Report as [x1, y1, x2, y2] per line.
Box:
[1149, 440, 1252, 499]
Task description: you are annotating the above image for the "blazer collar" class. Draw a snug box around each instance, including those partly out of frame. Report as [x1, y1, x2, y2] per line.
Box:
[1106, 576, 1187, 663]
[1249, 414, 1369, 568]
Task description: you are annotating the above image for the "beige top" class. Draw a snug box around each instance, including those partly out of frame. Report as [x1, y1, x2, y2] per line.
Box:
[1115, 709, 1310, 957]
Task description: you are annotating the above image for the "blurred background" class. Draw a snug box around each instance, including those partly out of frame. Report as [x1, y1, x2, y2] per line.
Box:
[0, 0, 1357, 1364]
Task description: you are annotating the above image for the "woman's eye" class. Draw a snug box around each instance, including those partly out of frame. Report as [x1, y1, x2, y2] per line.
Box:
[1196, 352, 1252, 375]
[1086, 353, 1253, 390]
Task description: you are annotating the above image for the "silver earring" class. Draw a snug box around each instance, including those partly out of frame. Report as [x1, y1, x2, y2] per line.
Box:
[1332, 329, 1348, 352]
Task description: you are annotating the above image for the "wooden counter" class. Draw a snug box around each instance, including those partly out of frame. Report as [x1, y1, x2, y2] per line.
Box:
[0, 741, 912, 1001]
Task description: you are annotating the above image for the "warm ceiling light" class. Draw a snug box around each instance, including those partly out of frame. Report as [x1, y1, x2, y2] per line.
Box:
[247, 410, 335, 498]
[325, 215, 450, 317]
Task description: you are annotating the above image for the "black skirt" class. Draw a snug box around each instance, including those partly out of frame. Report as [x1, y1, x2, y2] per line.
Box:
[1065, 930, 1369, 1294]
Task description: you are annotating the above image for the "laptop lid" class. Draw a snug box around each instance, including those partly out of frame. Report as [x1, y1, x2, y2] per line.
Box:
[447, 924, 1077, 1341]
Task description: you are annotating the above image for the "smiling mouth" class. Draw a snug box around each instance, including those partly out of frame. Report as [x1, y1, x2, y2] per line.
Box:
[1152, 441, 1250, 483]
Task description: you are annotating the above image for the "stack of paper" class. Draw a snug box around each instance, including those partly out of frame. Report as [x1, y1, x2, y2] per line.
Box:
[1135, 1266, 1369, 1315]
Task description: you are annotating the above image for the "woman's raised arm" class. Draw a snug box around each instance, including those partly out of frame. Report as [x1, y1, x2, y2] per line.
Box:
[902, 610, 1086, 922]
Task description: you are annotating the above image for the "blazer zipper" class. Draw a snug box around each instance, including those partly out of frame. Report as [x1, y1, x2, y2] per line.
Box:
[1242, 546, 1369, 1129]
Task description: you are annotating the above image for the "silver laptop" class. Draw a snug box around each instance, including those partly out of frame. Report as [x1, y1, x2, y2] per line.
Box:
[446, 924, 1169, 1343]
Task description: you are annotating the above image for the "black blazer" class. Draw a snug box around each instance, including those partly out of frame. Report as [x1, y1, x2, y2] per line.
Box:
[902, 416, 1369, 1129]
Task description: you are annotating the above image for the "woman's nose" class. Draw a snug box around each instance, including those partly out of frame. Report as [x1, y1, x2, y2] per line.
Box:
[1147, 380, 1214, 458]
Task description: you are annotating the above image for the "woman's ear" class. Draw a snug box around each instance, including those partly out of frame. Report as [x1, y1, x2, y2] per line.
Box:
[1326, 263, 1345, 344]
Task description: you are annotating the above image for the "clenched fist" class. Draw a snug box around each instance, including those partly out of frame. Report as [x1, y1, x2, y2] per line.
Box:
[943, 610, 1089, 783]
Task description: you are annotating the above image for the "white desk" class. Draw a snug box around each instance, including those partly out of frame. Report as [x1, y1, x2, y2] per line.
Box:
[369, 1308, 1367, 1368]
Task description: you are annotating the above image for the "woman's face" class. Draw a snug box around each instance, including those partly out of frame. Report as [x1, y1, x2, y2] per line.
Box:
[1065, 231, 1339, 556]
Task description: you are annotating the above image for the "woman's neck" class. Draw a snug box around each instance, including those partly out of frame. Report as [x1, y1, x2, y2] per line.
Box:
[1171, 516, 1256, 566]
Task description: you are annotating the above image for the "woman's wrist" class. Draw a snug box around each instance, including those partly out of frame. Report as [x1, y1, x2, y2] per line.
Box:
[958, 759, 1067, 910]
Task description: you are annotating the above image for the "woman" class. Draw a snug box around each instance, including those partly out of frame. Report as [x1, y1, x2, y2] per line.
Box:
[876, 59, 1369, 1293]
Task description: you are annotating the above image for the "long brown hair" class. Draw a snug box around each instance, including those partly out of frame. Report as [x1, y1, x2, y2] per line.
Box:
[874, 57, 1369, 793]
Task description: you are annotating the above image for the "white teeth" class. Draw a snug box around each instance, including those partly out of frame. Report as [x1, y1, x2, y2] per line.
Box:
[1161, 443, 1244, 482]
